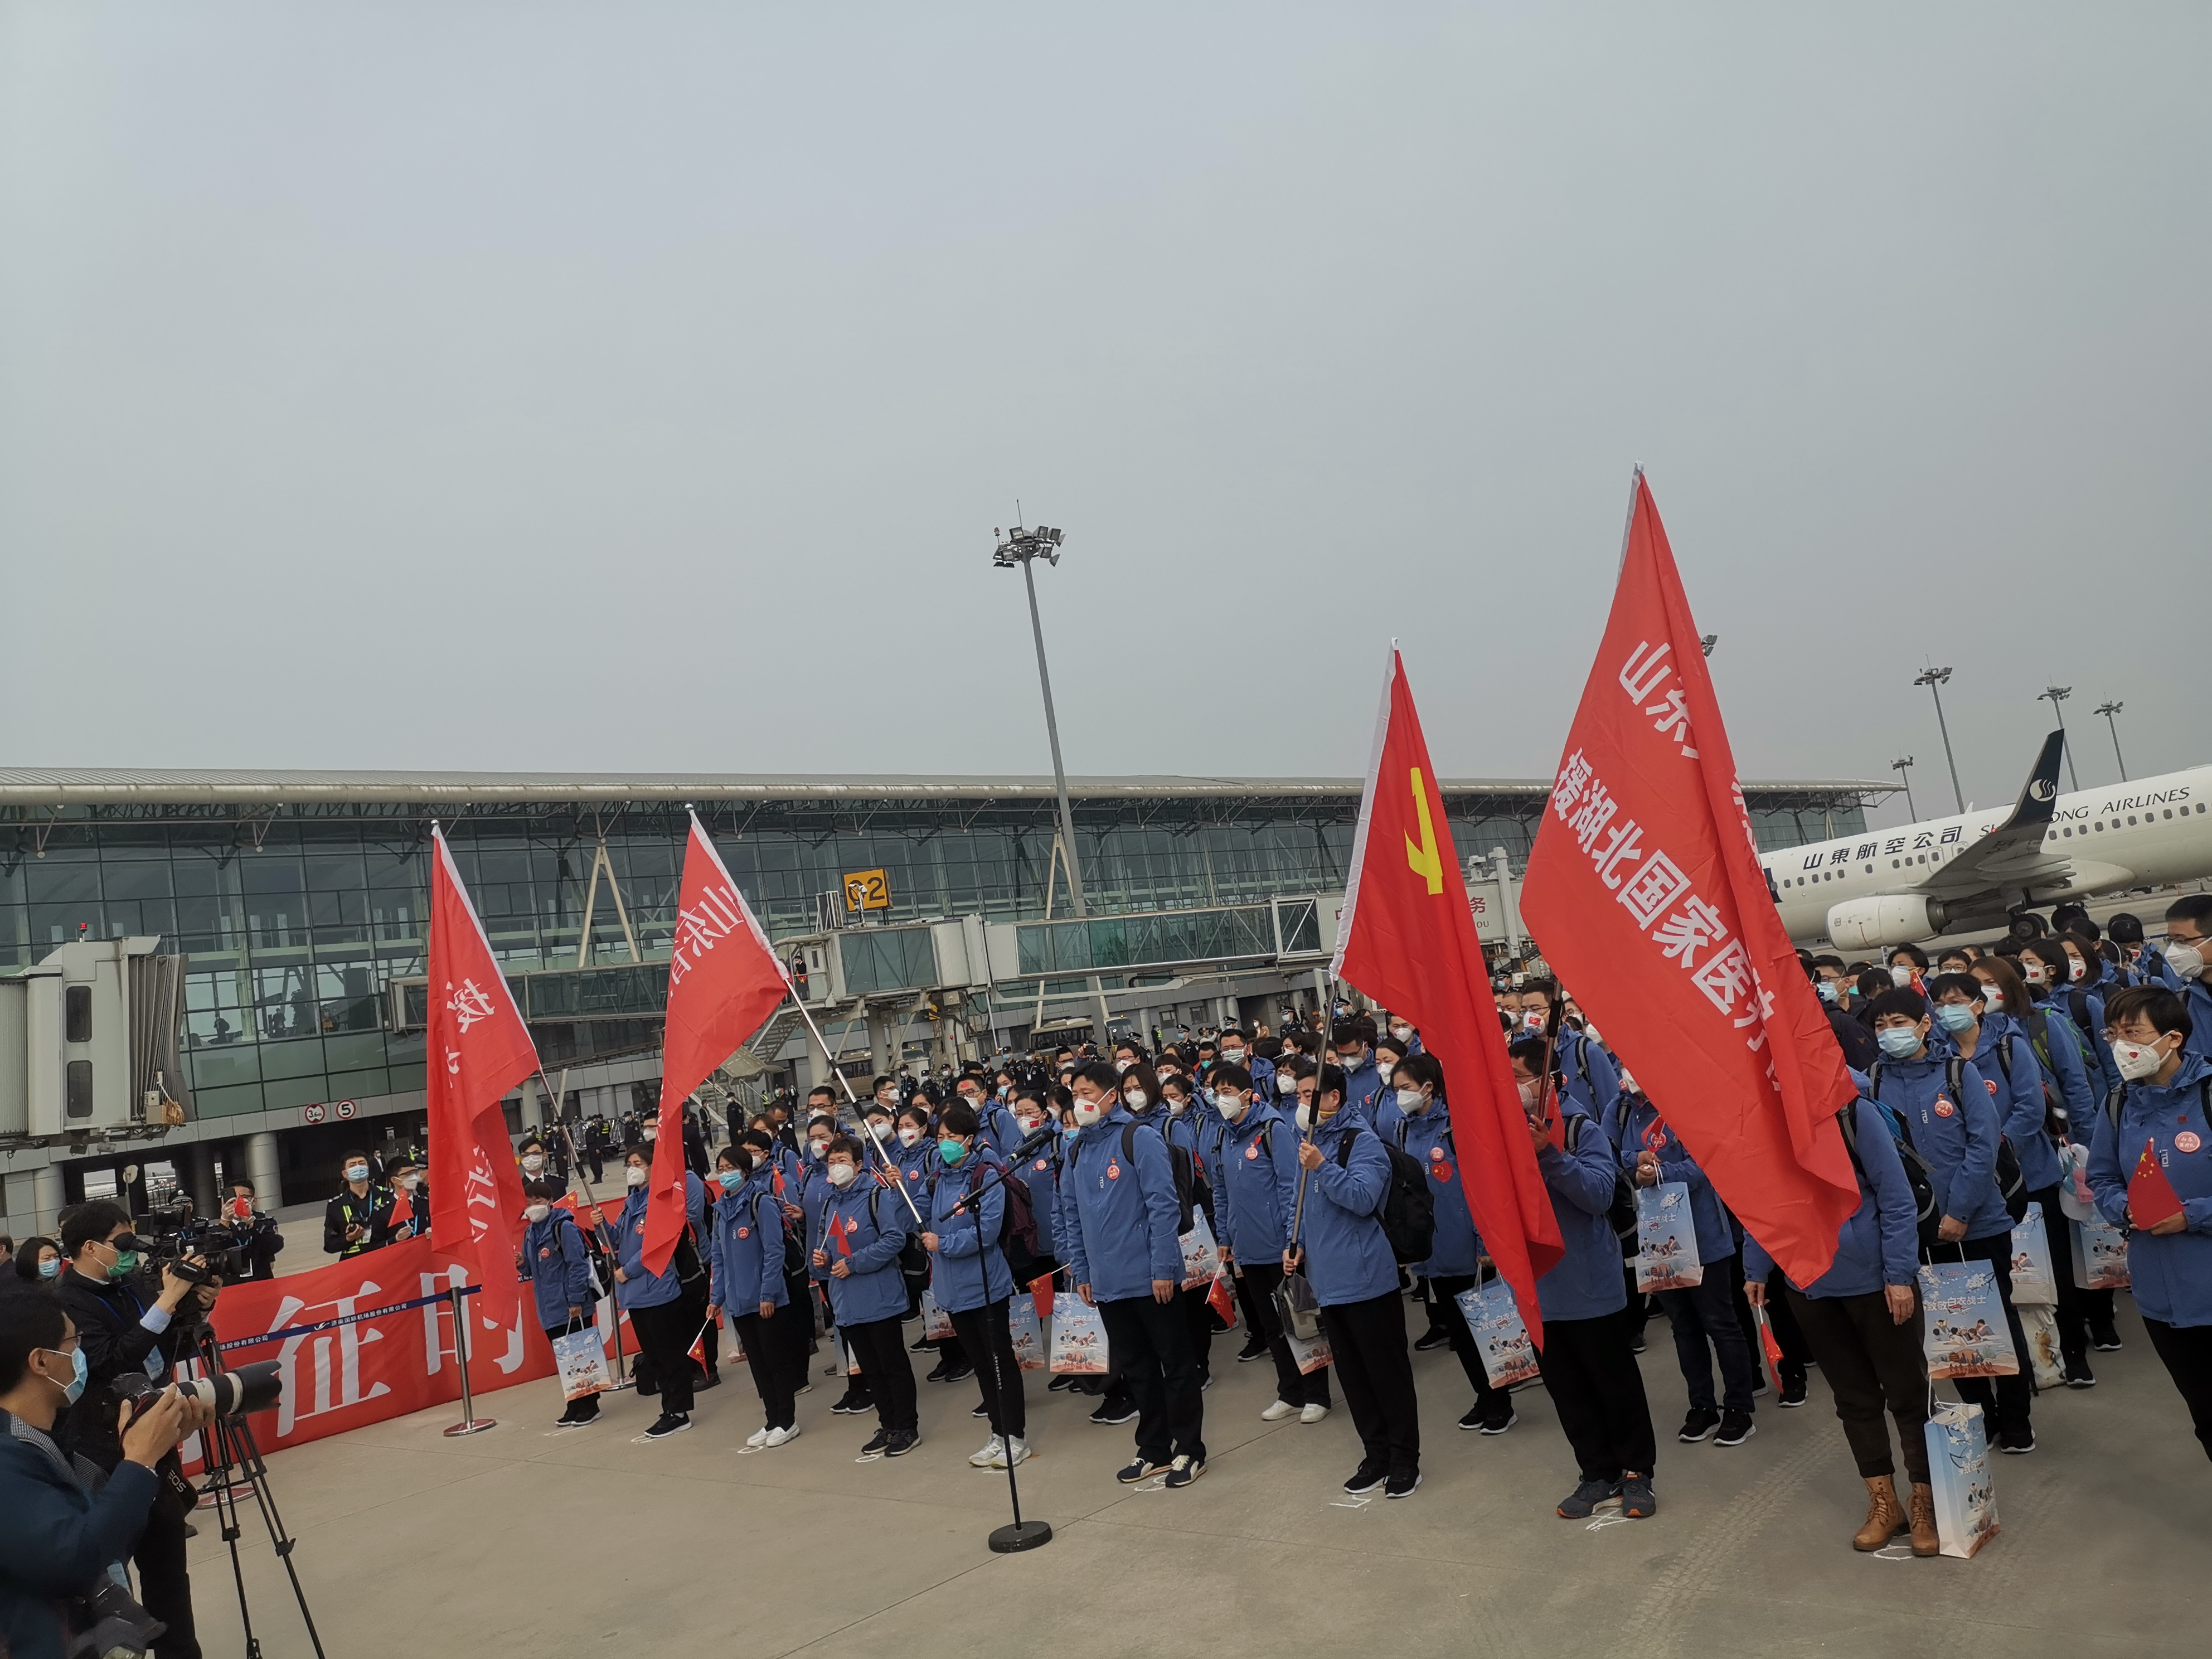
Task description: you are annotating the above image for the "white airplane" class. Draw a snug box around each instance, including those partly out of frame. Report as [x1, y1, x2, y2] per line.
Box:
[1763, 730, 2212, 949]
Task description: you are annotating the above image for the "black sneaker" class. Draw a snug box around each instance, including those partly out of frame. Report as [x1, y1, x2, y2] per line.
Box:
[1090, 1399, 1138, 1426]
[1047, 1374, 1075, 1392]
[925, 1360, 955, 1384]
[1117, 1457, 1163, 1484]
[940, 1362, 974, 1384]
[1629, 1332, 1647, 1355]
[1457, 1405, 1488, 1431]
[909, 1333, 934, 1353]
[1343, 1462, 1387, 1496]
[861, 1428, 891, 1455]
[1413, 1328, 1453, 1352]
[1679, 1406, 1721, 1444]
[1714, 1409, 1755, 1447]
[830, 1391, 872, 1415]
[2063, 1356, 2097, 1389]
[884, 1429, 921, 1457]
[695, 1371, 720, 1391]
[1556, 1477, 1619, 1519]
[971, 1401, 992, 1419]
[1384, 1469, 1422, 1500]
[1780, 1377, 1809, 1408]
[1235, 1337, 1270, 1363]
[1998, 1428, 2036, 1455]
[643, 1412, 691, 1440]
[2089, 1326, 2123, 1352]
[1479, 1409, 1518, 1435]
[1163, 1454, 1205, 1489]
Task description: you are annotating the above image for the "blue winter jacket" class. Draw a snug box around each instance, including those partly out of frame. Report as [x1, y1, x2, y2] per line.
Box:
[1294, 1107, 1400, 1307]
[1869, 1050, 2012, 1243]
[1615, 1096, 1736, 1267]
[1215, 1102, 1301, 1259]
[1338, 1055, 1385, 1119]
[2087, 1052, 2212, 1327]
[1557, 1026, 1622, 1119]
[817, 1177, 913, 1327]
[1534, 1110, 1628, 1324]
[1951, 1014, 2064, 1192]
[614, 1183, 686, 1311]
[929, 1153, 1015, 1313]
[1744, 1098, 1920, 1297]
[523, 1206, 594, 1328]
[1394, 1105, 1480, 1278]
[887, 1132, 938, 1226]
[798, 1161, 839, 1287]
[1058, 1107, 1185, 1304]
[2183, 979, 2212, 1065]
[708, 1170, 788, 1313]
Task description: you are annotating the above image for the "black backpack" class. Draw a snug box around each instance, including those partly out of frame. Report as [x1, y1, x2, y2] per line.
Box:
[1074, 1123, 1198, 1236]
[1336, 1124, 1437, 1265]
[2104, 1076, 2212, 1139]
[1561, 1113, 1638, 1243]
[1836, 1097, 1942, 1249]
[1873, 1055, 2028, 1223]
[1866, 1061, 1992, 1244]
[2012, 1008, 2075, 1141]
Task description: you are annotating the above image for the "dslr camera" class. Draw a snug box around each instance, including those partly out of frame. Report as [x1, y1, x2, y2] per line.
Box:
[136, 1202, 245, 1285]
[112, 1360, 284, 1424]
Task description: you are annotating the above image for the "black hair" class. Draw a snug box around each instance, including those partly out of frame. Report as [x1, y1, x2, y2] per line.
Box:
[738, 1128, 774, 1152]
[1925, 972, 1984, 1005]
[1207, 1062, 1252, 1092]
[1867, 987, 1929, 1024]
[871, 1075, 898, 1095]
[520, 1177, 562, 1202]
[2105, 985, 2193, 1042]
[2107, 913, 2145, 945]
[939, 1100, 980, 1137]
[1506, 1035, 1551, 1074]
[12, 1238, 59, 1282]
[1071, 1059, 1122, 1095]
[1889, 944, 1929, 970]
[1331, 1016, 1377, 1048]
[2168, 894, 2212, 933]
[1313, 1062, 1347, 1100]
[826, 1134, 861, 1162]
[806, 1085, 837, 1103]
[1856, 967, 1894, 1003]
[0, 1293, 69, 1393]
[1393, 1051, 1447, 1097]
[61, 1200, 133, 1258]
[339, 1149, 370, 1169]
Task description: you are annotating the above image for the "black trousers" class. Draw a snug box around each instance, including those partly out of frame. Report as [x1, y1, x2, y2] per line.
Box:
[584, 1151, 604, 1183]
[1538, 1307, 1656, 1483]
[2027, 1182, 2099, 1362]
[1946, 1232, 2033, 1440]
[1787, 1284, 1930, 1484]
[1181, 1283, 1215, 1378]
[842, 1315, 918, 1432]
[733, 1306, 805, 1430]
[948, 1298, 1027, 1439]
[1427, 1273, 1508, 1418]
[1320, 1289, 1420, 1477]
[2143, 1316, 2212, 1463]
[137, 1485, 200, 1659]
[677, 1273, 716, 1381]
[1660, 1266, 1759, 1413]
[1232, 1268, 1270, 1343]
[1098, 1294, 1206, 1464]
[625, 1299, 696, 1414]
[1239, 1260, 1330, 1408]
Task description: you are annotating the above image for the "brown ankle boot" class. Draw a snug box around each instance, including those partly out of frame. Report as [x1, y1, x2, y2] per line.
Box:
[1908, 1483, 1940, 1556]
[1852, 1475, 1904, 1550]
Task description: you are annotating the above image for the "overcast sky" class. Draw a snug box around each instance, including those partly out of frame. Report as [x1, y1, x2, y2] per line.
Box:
[3, 4, 2205, 827]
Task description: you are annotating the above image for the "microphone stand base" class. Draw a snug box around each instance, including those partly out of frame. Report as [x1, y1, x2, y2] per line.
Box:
[988, 1520, 1053, 1554]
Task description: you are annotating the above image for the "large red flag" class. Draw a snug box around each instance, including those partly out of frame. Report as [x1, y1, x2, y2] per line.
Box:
[1332, 648, 1563, 1340]
[643, 812, 793, 1275]
[1520, 472, 1857, 1286]
[426, 825, 541, 1337]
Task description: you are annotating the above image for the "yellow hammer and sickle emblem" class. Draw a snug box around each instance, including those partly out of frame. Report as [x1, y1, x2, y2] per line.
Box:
[1404, 767, 1443, 895]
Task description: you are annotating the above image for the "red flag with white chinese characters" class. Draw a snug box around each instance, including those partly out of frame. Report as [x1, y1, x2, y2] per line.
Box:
[644, 812, 793, 1275]
[426, 825, 541, 1337]
[1332, 648, 1563, 1340]
[1520, 473, 1857, 1287]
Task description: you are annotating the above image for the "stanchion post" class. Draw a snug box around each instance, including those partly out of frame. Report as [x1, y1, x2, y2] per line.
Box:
[442, 1284, 498, 1437]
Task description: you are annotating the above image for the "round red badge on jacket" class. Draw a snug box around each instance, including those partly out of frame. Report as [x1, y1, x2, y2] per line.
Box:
[1429, 1146, 1444, 1160]
[1431, 1162, 1455, 1182]
[537, 1246, 551, 1260]
[2177, 1131, 2203, 1154]
[1107, 1163, 1120, 1180]
[738, 1226, 750, 1239]
[1934, 1099, 1956, 1118]
[1245, 1144, 1260, 1160]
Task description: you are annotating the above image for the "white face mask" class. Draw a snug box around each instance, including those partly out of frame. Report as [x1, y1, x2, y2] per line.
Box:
[1521, 1012, 1545, 1032]
[625, 1166, 648, 1189]
[523, 1202, 551, 1224]
[1166, 1094, 1190, 1114]
[2024, 961, 2048, 986]
[1889, 964, 1913, 987]
[808, 1141, 831, 1160]
[1390, 1025, 1411, 1042]
[521, 1154, 544, 1173]
[896, 1126, 922, 1147]
[1395, 1087, 1425, 1114]
[1115, 1060, 1131, 1074]
[2068, 955, 2088, 982]
[1073, 1100, 1107, 1127]
[1294, 1102, 1314, 1131]
[1124, 1090, 1149, 1112]
[826, 1162, 857, 1187]
[643, 1127, 657, 1141]
[1213, 1092, 1245, 1120]
[1977, 983, 2003, 1007]
[1219, 1047, 1244, 1064]
[2167, 942, 2205, 983]
[1516, 1079, 1539, 1110]
[2112, 1036, 2171, 1081]
[1016, 1117, 1043, 1135]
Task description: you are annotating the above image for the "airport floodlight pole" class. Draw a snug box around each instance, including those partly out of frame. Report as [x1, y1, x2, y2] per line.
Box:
[2039, 685, 2080, 793]
[1891, 756, 1918, 821]
[995, 519, 1112, 1043]
[2095, 701, 2128, 783]
[1913, 666, 1964, 814]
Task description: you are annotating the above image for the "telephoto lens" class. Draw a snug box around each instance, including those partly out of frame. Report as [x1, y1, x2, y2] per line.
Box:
[115, 1359, 283, 1421]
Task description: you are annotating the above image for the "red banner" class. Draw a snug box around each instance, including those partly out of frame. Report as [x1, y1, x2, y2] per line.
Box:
[1331, 648, 1563, 1335]
[1520, 473, 1857, 1287]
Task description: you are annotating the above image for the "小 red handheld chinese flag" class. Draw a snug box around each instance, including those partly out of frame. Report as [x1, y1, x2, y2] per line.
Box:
[2129, 1139, 2187, 1231]
[1332, 647, 1564, 1341]
[644, 812, 795, 1275]
[1519, 472, 1858, 1288]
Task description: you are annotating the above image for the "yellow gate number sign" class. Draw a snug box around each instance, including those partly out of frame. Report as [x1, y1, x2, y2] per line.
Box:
[843, 869, 891, 913]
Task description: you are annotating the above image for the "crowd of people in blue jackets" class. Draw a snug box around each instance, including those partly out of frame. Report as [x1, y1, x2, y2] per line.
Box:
[505, 893, 2212, 1554]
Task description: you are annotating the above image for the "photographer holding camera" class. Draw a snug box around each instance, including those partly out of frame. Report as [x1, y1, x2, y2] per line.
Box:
[53, 1201, 222, 1659]
[221, 1182, 285, 1282]
[0, 1294, 214, 1659]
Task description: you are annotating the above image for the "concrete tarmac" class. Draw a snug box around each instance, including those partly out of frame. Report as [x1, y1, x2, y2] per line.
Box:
[186, 1293, 2211, 1659]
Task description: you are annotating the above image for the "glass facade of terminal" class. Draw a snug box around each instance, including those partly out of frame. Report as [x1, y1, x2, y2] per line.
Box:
[0, 785, 1868, 1123]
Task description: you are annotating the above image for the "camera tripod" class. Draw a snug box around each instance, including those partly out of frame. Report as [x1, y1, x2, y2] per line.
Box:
[190, 1331, 327, 1659]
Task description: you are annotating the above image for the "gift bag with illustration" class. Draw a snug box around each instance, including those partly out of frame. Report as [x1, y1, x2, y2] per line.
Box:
[1454, 1278, 1541, 1389]
[1179, 1211, 1221, 1291]
[2070, 1216, 2131, 1291]
[2020, 1304, 2063, 1389]
[1634, 1182, 1704, 1293]
[1918, 1262, 2019, 1380]
[2007, 1203, 2057, 1307]
[1285, 1323, 1332, 1376]
[1007, 1297, 1049, 1372]
[1924, 1399, 2001, 1558]
[551, 1326, 613, 1401]
[1049, 1292, 1110, 1375]
[921, 1287, 954, 1342]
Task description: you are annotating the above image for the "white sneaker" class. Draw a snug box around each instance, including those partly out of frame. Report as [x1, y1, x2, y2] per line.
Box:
[763, 1424, 802, 1449]
[992, 1437, 1031, 1469]
[1260, 1400, 1299, 1422]
[969, 1435, 1005, 1468]
[1300, 1403, 1331, 1425]
[746, 1426, 771, 1448]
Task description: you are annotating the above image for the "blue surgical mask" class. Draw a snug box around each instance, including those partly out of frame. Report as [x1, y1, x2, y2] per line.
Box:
[1816, 980, 1837, 1004]
[38, 1258, 60, 1280]
[720, 1169, 747, 1191]
[1933, 1004, 1977, 1035]
[938, 1138, 968, 1167]
[1876, 1027, 1923, 1060]
[43, 1346, 88, 1405]
[1061, 1127, 1080, 1148]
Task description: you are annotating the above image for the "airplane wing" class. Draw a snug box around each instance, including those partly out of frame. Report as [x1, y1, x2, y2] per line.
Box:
[1920, 730, 2071, 899]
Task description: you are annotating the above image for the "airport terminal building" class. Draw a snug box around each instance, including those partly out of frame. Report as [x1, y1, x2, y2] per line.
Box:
[0, 769, 1881, 1234]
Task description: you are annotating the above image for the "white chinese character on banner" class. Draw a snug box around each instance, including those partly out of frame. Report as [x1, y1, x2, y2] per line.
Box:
[446, 977, 496, 1034]
[1617, 851, 1692, 929]
[1592, 819, 1644, 889]
[1733, 968, 1778, 1050]
[1644, 687, 1697, 759]
[1619, 641, 1675, 702]
[1690, 940, 1755, 1015]
[1653, 896, 1728, 967]
[262, 1278, 395, 1437]
[1569, 783, 1618, 852]
[1551, 750, 1595, 822]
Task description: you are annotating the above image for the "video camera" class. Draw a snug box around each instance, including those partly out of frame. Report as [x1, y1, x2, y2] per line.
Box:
[134, 1200, 263, 1285]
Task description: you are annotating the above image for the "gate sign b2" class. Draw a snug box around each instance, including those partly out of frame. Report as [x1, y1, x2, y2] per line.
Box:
[843, 869, 890, 913]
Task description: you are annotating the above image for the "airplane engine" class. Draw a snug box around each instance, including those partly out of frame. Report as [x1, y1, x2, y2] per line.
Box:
[1825, 894, 1949, 950]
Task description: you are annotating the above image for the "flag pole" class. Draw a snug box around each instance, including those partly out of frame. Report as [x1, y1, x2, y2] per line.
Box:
[1616, 462, 1644, 574]
[540, 1074, 637, 1388]
[782, 995, 926, 1224]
